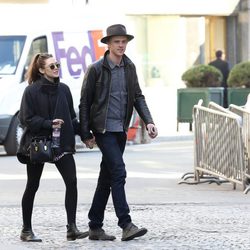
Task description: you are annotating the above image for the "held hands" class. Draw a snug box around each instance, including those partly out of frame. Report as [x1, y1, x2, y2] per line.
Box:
[52, 119, 64, 128]
[84, 137, 96, 149]
[147, 123, 158, 139]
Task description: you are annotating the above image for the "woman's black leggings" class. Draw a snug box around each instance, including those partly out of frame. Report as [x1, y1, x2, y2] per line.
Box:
[21, 154, 77, 228]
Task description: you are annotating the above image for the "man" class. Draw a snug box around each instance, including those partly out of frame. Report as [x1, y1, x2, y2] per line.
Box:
[79, 24, 158, 241]
[209, 50, 230, 107]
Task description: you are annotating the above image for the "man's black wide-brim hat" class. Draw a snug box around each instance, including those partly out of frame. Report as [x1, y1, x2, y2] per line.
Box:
[101, 24, 134, 44]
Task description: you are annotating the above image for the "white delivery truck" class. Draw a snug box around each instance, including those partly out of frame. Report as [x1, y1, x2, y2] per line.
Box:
[0, 8, 144, 155]
[0, 27, 108, 155]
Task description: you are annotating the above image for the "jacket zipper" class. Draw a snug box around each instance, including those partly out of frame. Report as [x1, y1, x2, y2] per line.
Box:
[124, 66, 130, 130]
[102, 68, 112, 133]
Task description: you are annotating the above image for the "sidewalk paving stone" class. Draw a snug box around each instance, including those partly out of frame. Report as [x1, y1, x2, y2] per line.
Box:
[1, 202, 250, 250]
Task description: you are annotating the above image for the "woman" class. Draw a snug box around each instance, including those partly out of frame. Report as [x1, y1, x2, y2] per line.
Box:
[17, 53, 88, 242]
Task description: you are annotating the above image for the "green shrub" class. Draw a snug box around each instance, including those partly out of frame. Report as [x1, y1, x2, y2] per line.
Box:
[182, 64, 222, 87]
[227, 61, 250, 88]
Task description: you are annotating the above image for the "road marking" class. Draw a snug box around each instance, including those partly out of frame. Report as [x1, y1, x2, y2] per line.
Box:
[0, 171, 182, 180]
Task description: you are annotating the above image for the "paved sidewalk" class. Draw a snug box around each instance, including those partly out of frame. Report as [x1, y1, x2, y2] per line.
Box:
[1, 201, 250, 250]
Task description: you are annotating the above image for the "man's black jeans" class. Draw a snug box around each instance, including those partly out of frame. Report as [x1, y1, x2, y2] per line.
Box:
[88, 131, 132, 229]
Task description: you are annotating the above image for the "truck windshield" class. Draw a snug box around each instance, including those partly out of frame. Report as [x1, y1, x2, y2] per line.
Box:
[0, 36, 26, 75]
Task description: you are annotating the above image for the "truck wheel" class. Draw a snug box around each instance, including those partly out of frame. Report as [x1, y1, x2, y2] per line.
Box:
[4, 115, 23, 156]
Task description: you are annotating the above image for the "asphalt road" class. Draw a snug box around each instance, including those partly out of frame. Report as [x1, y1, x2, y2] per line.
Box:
[0, 140, 195, 206]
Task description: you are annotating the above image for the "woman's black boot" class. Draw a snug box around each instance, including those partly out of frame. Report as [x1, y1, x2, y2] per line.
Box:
[20, 227, 42, 242]
[66, 223, 89, 241]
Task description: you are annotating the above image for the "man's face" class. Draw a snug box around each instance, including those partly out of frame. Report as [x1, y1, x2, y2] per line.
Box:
[108, 36, 128, 57]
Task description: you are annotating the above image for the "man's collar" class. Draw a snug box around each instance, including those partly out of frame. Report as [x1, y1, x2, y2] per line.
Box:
[107, 55, 124, 69]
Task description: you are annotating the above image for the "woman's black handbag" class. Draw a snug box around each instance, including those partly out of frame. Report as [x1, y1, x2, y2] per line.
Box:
[29, 136, 54, 164]
[17, 95, 59, 165]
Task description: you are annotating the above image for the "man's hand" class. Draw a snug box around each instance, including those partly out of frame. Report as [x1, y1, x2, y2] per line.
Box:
[84, 137, 96, 149]
[147, 123, 158, 139]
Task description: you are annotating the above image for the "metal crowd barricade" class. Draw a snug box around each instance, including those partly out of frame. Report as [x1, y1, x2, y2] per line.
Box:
[208, 101, 238, 116]
[228, 104, 250, 159]
[179, 100, 248, 192]
[228, 104, 250, 193]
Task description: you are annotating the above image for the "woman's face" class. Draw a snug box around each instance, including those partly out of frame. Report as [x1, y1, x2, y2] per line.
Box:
[40, 57, 60, 82]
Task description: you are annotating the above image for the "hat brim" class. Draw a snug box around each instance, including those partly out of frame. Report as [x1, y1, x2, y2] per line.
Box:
[101, 34, 134, 44]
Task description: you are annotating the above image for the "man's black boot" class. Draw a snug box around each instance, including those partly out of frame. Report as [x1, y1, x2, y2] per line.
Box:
[20, 227, 42, 242]
[66, 223, 89, 241]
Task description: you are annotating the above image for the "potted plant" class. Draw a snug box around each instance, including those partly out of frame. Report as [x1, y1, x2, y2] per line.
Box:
[177, 64, 223, 131]
[227, 61, 250, 106]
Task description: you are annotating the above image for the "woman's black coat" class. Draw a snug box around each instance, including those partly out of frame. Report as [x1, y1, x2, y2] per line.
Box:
[17, 76, 79, 163]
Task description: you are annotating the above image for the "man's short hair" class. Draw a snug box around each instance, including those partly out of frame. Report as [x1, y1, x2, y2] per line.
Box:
[215, 50, 223, 58]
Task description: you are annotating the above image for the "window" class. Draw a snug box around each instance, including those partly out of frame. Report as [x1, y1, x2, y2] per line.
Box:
[205, 16, 227, 64]
[22, 36, 48, 81]
[25, 36, 48, 69]
[0, 36, 26, 74]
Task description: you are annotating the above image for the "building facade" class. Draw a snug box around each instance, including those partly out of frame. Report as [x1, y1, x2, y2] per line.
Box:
[1, 0, 248, 88]
[1, 0, 249, 135]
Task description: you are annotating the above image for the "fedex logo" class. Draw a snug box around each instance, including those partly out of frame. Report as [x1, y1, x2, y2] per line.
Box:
[52, 30, 106, 79]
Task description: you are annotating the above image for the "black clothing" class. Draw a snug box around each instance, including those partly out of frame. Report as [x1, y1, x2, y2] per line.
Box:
[209, 58, 230, 87]
[18, 76, 79, 162]
[79, 50, 154, 230]
[21, 154, 77, 227]
[209, 58, 230, 108]
[79, 50, 154, 141]
[18, 76, 80, 230]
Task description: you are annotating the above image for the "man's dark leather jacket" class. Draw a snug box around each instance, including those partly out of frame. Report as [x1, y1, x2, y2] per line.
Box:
[79, 50, 154, 141]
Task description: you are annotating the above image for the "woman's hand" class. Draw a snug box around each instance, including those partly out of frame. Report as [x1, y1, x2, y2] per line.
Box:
[52, 119, 64, 128]
[84, 137, 96, 149]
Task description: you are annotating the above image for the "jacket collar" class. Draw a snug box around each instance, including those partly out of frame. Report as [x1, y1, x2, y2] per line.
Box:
[103, 50, 131, 68]
[39, 76, 59, 95]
